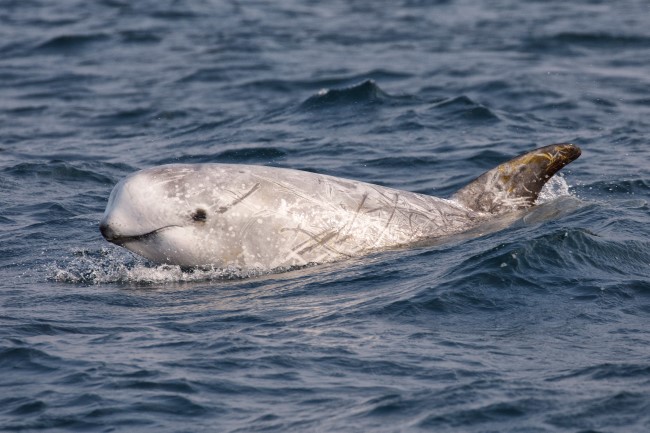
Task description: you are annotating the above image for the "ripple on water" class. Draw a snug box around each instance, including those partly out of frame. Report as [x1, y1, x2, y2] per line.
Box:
[0, 346, 62, 374]
[299, 80, 391, 110]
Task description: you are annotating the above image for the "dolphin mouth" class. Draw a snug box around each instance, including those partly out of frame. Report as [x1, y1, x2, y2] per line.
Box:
[100, 224, 177, 245]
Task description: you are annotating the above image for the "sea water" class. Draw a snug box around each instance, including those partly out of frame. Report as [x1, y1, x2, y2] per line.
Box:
[1, 1, 649, 431]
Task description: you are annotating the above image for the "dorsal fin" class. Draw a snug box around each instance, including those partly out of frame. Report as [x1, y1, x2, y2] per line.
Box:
[451, 143, 581, 214]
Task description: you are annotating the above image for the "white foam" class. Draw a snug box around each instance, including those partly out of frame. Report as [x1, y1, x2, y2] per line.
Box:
[47, 247, 270, 285]
[537, 174, 571, 203]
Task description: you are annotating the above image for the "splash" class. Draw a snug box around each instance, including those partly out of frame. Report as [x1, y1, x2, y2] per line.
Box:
[47, 247, 272, 285]
[537, 173, 571, 203]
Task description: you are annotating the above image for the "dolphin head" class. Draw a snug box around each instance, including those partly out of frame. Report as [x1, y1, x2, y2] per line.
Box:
[99, 165, 219, 267]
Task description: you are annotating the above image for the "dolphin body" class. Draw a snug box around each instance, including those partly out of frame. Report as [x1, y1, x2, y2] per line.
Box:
[100, 144, 581, 270]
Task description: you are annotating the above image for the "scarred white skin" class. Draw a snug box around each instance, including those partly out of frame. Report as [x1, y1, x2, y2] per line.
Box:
[100, 144, 581, 270]
[100, 164, 484, 270]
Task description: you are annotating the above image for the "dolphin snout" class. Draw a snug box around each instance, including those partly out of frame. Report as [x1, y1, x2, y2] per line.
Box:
[99, 220, 116, 242]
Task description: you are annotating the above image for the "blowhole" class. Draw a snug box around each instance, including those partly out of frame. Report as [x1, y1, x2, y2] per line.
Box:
[192, 208, 207, 222]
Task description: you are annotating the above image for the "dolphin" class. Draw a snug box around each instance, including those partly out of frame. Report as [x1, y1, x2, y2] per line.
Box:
[99, 144, 581, 270]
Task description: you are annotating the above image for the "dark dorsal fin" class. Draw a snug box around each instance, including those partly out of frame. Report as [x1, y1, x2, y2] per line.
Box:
[451, 143, 581, 214]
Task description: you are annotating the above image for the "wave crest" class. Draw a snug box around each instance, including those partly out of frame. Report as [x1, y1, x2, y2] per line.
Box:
[300, 80, 389, 109]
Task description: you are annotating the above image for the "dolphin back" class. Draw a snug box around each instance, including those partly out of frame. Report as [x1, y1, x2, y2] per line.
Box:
[451, 143, 581, 214]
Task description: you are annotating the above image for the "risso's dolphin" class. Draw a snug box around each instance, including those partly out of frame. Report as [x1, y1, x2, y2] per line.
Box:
[100, 144, 580, 270]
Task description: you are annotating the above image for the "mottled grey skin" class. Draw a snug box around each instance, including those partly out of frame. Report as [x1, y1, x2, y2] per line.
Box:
[452, 144, 581, 213]
[100, 144, 580, 270]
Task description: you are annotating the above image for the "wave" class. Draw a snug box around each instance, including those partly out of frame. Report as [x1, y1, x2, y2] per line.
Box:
[300, 80, 391, 110]
[154, 147, 288, 165]
[35, 33, 110, 53]
[0, 346, 61, 374]
[89, 107, 153, 126]
[242, 69, 412, 93]
[582, 178, 650, 195]
[382, 219, 650, 320]
[550, 32, 650, 48]
[118, 29, 163, 44]
[4, 161, 114, 184]
[522, 31, 650, 54]
[429, 95, 500, 122]
[549, 362, 650, 382]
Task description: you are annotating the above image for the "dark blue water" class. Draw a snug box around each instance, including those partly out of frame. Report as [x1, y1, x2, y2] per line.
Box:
[2, 1, 650, 431]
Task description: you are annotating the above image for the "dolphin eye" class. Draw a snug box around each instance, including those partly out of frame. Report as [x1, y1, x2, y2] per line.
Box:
[191, 208, 207, 222]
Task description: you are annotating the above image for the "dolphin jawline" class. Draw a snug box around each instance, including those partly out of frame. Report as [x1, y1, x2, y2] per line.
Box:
[100, 225, 178, 246]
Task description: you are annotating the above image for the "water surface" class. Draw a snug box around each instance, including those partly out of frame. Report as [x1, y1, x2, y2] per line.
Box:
[1, 1, 650, 432]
